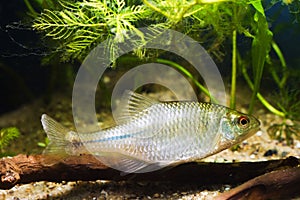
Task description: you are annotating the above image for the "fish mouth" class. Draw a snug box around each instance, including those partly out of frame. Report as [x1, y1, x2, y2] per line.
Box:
[235, 126, 261, 144]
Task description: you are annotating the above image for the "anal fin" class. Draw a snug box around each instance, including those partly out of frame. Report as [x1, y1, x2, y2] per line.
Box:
[98, 152, 167, 174]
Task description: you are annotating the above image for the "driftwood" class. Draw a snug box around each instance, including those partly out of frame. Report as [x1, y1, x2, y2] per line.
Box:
[216, 166, 300, 200]
[0, 154, 299, 191]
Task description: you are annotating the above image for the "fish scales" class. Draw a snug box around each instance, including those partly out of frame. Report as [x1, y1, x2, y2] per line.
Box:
[41, 91, 260, 173]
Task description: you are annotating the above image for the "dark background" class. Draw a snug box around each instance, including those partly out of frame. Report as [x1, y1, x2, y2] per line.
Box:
[0, 0, 299, 114]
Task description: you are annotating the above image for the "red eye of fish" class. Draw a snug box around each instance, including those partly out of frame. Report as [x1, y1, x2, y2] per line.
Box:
[238, 116, 250, 127]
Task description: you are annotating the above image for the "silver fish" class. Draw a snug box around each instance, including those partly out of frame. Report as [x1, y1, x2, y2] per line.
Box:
[41, 91, 260, 173]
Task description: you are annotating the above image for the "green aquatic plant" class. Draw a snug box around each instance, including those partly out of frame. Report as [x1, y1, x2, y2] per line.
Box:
[30, 0, 298, 145]
[267, 88, 300, 145]
[37, 137, 49, 148]
[268, 122, 300, 145]
[32, 0, 153, 61]
[32, 0, 273, 104]
[0, 127, 20, 156]
[243, 43, 300, 144]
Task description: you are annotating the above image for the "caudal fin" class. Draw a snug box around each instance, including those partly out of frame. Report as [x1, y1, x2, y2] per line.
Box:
[41, 114, 71, 165]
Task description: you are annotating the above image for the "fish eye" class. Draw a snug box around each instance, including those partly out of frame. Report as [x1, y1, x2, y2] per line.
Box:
[237, 116, 250, 128]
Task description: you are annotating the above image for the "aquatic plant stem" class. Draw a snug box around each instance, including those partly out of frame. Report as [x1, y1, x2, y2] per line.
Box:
[272, 41, 287, 70]
[242, 65, 285, 117]
[116, 56, 216, 102]
[23, 0, 39, 17]
[270, 41, 288, 89]
[230, 29, 237, 109]
[155, 58, 218, 103]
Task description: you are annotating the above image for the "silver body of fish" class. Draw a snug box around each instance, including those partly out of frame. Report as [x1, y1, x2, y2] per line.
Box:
[41, 91, 260, 173]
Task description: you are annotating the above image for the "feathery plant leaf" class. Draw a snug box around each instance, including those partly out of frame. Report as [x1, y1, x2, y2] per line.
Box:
[33, 0, 152, 61]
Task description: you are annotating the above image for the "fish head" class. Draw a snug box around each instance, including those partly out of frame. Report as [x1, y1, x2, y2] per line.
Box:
[219, 110, 260, 145]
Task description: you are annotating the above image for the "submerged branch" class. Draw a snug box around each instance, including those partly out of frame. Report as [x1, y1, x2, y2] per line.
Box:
[216, 166, 300, 200]
[0, 154, 299, 191]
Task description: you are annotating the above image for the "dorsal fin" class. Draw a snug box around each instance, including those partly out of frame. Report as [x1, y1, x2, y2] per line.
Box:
[113, 90, 159, 125]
